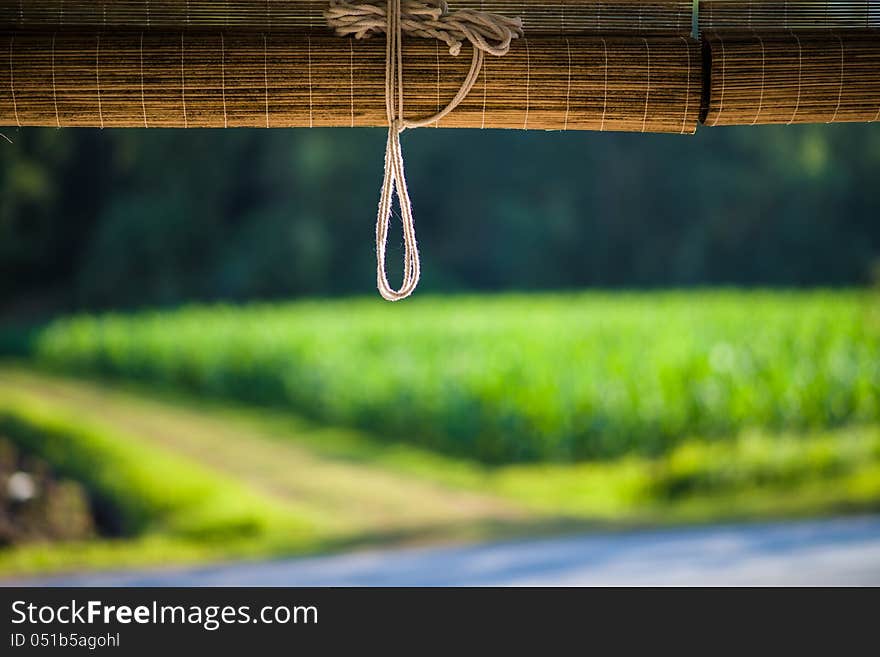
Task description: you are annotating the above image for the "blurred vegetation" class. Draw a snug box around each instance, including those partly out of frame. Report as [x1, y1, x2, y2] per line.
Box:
[0, 122, 879, 318]
[0, 395, 316, 544]
[1, 120, 879, 572]
[0, 367, 878, 576]
[14, 291, 880, 463]
[0, 437, 95, 546]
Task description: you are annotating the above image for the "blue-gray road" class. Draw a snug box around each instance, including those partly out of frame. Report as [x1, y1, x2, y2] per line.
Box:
[7, 516, 880, 586]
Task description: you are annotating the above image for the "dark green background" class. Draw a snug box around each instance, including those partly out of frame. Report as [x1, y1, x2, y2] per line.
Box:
[1, 122, 878, 316]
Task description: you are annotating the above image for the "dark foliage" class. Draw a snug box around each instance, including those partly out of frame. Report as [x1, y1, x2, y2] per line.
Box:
[1, 123, 878, 316]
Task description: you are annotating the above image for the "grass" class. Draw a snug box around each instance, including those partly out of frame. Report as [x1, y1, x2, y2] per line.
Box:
[1, 366, 879, 577]
[0, 367, 538, 576]
[20, 291, 880, 463]
[0, 390, 327, 576]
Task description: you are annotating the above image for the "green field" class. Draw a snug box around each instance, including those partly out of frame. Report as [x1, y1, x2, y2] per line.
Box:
[1, 367, 879, 576]
[2, 290, 879, 576]
[23, 291, 880, 462]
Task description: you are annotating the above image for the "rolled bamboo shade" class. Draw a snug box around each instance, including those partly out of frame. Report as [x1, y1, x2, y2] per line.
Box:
[0, 1, 696, 35]
[700, 1, 880, 32]
[0, 2, 877, 132]
[9, 1, 876, 35]
[702, 30, 880, 125]
[0, 31, 701, 132]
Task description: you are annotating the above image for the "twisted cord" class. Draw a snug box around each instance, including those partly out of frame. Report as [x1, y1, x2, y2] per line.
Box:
[326, 0, 522, 301]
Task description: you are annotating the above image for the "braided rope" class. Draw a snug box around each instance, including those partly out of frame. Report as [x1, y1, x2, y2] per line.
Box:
[326, 0, 523, 301]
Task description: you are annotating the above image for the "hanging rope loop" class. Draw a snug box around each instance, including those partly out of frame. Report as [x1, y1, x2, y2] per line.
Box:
[326, 0, 523, 301]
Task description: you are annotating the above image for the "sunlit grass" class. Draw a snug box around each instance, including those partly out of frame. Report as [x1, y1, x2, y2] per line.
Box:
[1, 367, 879, 577]
[24, 291, 880, 463]
[0, 390, 327, 575]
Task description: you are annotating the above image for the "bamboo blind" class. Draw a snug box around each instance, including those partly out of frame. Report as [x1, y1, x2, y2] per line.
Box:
[702, 30, 880, 125]
[6, 2, 879, 35]
[0, 1, 696, 35]
[0, 2, 877, 132]
[700, 1, 880, 31]
[0, 31, 701, 132]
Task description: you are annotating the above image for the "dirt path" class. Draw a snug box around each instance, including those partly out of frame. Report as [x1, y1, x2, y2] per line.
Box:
[0, 367, 528, 542]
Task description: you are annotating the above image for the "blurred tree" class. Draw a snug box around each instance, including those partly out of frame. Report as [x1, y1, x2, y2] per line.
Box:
[0, 121, 877, 317]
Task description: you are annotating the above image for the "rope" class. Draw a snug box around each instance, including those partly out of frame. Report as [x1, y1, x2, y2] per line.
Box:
[326, 0, 522, 301]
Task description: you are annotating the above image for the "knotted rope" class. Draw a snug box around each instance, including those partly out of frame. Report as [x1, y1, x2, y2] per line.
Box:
[326, 0, 523, 301]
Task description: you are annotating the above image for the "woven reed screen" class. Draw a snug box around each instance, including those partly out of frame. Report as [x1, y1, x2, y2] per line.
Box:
[8, 1, 879, 35]
[0, 1, 695, 35]
[700, 1, 880, 31]
[699, 3, 880, 127]
[0, 31, 701, 132]
[0, 2, 877, 132]
[702, 30, 880, 125]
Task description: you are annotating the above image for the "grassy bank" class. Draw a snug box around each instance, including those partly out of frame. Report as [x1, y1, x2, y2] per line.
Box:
[2, 367, 879, 576]
[21, 291, 879, 463]
[0, 392, 326, 574]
